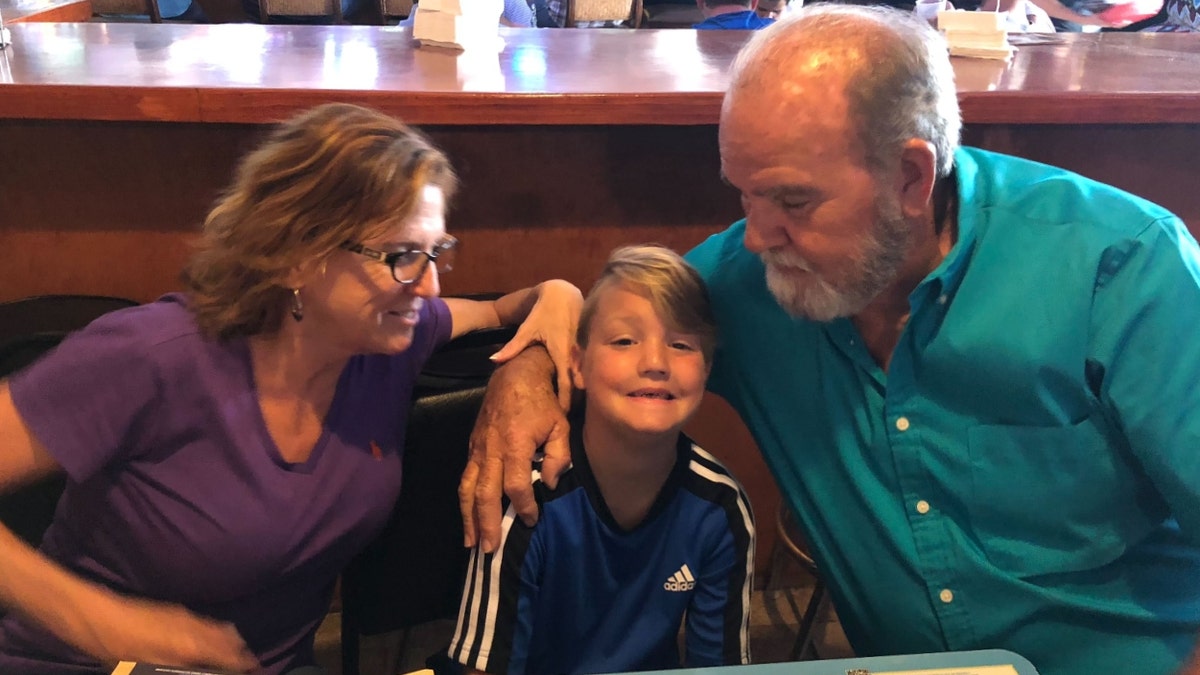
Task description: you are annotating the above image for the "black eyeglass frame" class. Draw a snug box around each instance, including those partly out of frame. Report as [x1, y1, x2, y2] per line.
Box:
[341, 236, 458, 285]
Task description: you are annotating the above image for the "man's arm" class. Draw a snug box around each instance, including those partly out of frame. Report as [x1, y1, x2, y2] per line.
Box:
[460, 346, 570, 551]
[1088, 218, 1200, 675]
[450, 279, 582, 551]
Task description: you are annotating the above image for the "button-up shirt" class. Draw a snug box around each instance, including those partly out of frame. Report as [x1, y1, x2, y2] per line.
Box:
[686, 147, 1200, 675]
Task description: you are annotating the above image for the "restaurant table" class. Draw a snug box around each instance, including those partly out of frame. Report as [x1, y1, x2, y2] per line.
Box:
[638, 649, 1040, 675]
[2, 25, 1197, 555]
[0, 0, 90, 22]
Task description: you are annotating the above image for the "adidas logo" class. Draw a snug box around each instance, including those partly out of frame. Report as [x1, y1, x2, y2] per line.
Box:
[663, 564, 696, 592]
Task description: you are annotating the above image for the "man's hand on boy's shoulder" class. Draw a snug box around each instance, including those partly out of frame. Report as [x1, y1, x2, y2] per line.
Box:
[461, 345, 572, 553]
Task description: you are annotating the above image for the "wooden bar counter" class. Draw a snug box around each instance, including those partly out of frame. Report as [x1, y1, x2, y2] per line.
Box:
[2, 25, 1197, 303]
[2, 26, 1198, 566]
[3, 25, 1198, 303]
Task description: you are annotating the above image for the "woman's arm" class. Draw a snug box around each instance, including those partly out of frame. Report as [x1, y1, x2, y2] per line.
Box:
[0, 382, 259, 672]
[445, 278, 582, 411]
[444, 279, 582, 340]
[994, 0, 1120, 25]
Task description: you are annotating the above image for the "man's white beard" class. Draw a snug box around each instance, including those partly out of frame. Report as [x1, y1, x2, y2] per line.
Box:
[764, 250, 857, 322]
[761, 199, 911, 322]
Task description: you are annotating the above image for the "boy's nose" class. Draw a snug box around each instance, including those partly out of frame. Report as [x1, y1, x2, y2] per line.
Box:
[639, 341, 669, 374]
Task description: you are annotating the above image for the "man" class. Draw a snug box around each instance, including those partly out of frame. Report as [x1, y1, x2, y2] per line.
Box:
[693, 0, 775, 29]
[460, 6, 1200, 675]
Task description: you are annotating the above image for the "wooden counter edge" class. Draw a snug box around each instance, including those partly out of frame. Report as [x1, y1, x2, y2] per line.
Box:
[5, 87, 1200, 126]
[195, 90, 724, 126]
[0, 85, 203, 123]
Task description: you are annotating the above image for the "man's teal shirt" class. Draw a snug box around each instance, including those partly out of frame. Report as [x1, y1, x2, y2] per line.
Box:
[685, 147, 1200, 675]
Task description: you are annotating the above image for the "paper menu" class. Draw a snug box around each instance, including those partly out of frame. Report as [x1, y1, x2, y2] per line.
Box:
[111, 662, 237, 675]
[412, 0, 504, 50]
[848, 665, 1020, 675]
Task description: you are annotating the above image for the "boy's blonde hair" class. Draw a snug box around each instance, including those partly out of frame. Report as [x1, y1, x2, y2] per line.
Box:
[576, 245, 717, 361]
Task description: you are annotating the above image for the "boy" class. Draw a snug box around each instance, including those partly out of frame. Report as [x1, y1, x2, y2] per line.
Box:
[449, 245, 755, 675]
[755, 0, 790, 19]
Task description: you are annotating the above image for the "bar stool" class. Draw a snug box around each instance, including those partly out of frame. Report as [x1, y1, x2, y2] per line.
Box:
[771, 503, 830, 661]
[259, 0, 343, 22]
[564, 0, 642, 26]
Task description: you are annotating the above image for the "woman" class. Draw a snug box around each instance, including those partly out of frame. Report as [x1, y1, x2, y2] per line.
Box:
[0, 103, 580, 675]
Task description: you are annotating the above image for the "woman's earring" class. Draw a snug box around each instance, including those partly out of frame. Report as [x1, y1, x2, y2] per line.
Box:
[290, 288, 304, 322]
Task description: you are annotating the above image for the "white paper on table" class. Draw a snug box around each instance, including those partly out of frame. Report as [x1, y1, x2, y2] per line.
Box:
[412, 1, 503, 49]
[867, 664, 1020, 675]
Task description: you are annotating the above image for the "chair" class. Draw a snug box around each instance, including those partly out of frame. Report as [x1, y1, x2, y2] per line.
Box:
[0, 294, 140, 548]
[641, 2, 702, 27]
[376, 0, 412, 22]
[90, 0, 165, 21]
[259, 0, 343, 23]
[770, 503, 830, 661]
[565, 0, 642, 26]
[340, 324, 517, 675]
[0, 294, 140, 347]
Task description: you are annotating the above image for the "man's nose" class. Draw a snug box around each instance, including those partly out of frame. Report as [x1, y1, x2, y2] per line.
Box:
[742, 203, 791, 254]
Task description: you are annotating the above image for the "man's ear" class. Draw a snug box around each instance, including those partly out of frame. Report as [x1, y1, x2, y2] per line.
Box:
[895, 139, 938, 220]
[570, 343, 586, 391]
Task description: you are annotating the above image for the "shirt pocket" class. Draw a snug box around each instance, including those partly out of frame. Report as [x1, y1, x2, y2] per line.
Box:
[965, 415, 1156, 578]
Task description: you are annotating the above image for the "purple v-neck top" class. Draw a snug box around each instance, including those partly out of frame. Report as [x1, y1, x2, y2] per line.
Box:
[0, 293, 452, 674]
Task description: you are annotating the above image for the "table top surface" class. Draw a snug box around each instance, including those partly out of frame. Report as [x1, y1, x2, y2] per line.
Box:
[1, 0, 90, 22]
[637, 649, 1040, 675]
[2, 23, 1199, 124]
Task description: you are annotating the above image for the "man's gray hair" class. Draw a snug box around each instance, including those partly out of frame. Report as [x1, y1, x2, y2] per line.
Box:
[727, 4, 961, 178]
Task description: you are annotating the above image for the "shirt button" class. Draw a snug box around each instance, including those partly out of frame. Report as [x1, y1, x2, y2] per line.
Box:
[937, 294, 948, 305]
[916, 500, 931, 514]
[939, 588, 954, 603]
[896, 417, 911, 431]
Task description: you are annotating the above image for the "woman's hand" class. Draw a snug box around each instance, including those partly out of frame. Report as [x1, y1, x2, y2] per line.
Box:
[75, 592, 260, 673]
[489, 279, 583, 411]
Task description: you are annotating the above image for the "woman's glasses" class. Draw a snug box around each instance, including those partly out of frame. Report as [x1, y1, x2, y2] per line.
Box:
[341, 235, 458, 284]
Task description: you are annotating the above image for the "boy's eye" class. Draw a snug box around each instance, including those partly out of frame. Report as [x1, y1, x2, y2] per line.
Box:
[610, 338, 635, 346]
[670, 341, 698, 351]
[779, 198, 808, 212]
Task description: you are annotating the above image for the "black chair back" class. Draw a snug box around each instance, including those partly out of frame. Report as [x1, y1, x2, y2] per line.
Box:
[0, 294, 140, 547]
[340, 325, 516, 675]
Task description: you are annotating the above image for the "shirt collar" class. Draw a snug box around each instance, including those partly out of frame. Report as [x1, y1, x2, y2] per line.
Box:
[911, 147, 981, 304]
